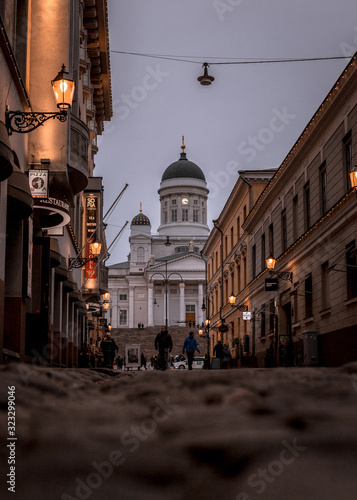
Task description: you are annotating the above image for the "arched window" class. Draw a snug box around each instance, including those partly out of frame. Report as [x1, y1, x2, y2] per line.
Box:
[137, 246, 145, 262]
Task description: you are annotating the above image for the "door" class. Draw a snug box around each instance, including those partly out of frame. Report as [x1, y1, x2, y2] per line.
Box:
[185, 305, 195, 326]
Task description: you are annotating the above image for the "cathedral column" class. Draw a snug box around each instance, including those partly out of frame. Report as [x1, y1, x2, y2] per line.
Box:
[198, 281, 204, 326]
[148, 283, 154, 326]
[179, 281, 185, 325]
[128, 286, 134, 328]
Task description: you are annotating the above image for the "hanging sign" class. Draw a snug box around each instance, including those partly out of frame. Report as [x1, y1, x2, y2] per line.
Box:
[29, 169, 48, 198]
[265, 278, 278, 292]
[243, 312, 251, 321]
[85, 196, 98, 280]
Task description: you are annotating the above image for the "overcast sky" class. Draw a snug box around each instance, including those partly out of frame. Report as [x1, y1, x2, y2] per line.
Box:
[95, 0, 357, 265]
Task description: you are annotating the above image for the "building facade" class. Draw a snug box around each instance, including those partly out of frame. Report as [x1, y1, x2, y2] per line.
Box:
[243, 53, 357, 367]
[107, 141, 209, 329]
[0, 0, 112, 365]
[202, 170, 275, 360]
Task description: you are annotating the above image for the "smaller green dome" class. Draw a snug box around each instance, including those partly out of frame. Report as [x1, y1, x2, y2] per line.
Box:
[131, 207, 151, 226]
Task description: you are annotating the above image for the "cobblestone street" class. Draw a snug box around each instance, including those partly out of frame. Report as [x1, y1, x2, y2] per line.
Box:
[1, 363, 357, 500]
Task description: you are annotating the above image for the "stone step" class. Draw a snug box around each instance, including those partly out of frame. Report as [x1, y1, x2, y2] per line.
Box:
[109, 326, 207, 361]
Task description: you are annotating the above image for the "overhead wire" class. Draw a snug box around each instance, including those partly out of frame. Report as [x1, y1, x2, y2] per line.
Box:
[110, 50, 352, 65]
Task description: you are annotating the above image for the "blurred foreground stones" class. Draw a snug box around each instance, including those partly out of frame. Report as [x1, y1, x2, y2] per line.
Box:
[1, 363, 357, 500]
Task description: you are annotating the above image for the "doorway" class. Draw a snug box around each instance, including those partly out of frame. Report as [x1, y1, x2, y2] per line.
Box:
[185, 305, 195, 326]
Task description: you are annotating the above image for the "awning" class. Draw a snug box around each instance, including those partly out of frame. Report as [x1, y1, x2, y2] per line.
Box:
[33, 177, 70, 229]
[7, 166, 33, 219]
[63, 270, 76, 293]
[0, 121, 14, 181]
[50, 238, 61, 268]
[55, 256, 69, 282]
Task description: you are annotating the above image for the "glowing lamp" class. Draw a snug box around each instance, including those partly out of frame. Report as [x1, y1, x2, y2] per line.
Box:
[51, 64, 75, 110]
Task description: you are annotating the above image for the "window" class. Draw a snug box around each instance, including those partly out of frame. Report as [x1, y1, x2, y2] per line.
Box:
[261, 233, 266, 271]
[320, 163, 327, 215]
[137, 246, 145, 262]
[243, 257, 247, 287]
[260, 304, 266, 337]
[252, 244, 256, 278]
[164, 200, 167, 206]
[344, 131, 353, 188]
[293, 195, 298, 241]
[304, 182, 310, 230]
[243, 205, 247, 221]
[269, 223, 274, 256]
[182, 209, 188, 221]
[193, 209, 199, 222]
[230, 227, 234, 250]
[237, 265, 241, 292]
[224, 236, 228, 258]
[237, 216, 240, 240]
[119, 310, 127, 325]
[346, 241, 357, 299]
[119, 294, 127, 301]
[186, 305, 195, 312]
[269, 300, 275, 333]
[321, 261, 330, 310]
[171, 209, 177, 222]
[164, 211, 168, 223]
[281, 209, 287, 252]
[193, 199, 198, 205]
[172, 199, 177, 205]
[305, 273, 313, 318]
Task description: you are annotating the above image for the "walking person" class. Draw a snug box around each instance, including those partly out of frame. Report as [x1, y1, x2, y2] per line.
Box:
[222, 343, 232, 369]
[213, 340, 224, 368]
[100, 332, 118, 368]
[154, 326, 173, 370]
[139, 352, 147, 370]
[182, 331, 200, 370]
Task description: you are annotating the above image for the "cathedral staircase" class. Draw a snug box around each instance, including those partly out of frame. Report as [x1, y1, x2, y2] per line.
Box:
[109, 325, 207, 361]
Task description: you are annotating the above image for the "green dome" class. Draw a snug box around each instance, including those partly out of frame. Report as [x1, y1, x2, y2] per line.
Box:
[162, 152, 205, 182]
[131, 210, 151, 226]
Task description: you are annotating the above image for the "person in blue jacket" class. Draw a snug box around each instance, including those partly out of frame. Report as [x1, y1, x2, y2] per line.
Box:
[182, 331, 200, 370]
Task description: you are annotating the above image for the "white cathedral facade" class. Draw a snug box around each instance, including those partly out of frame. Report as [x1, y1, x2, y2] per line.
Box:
[107, 141, 210, 328]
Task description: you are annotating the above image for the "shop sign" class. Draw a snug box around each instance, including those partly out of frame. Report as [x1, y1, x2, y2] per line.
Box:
[29, 169, 48, 198]
[265, 278, 278, 292]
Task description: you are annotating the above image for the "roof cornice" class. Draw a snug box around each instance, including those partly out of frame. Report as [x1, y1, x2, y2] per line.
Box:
[244, 52, 357, 230]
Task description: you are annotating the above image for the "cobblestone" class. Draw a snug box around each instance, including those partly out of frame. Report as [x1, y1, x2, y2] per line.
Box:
[1, 363, 357, 500]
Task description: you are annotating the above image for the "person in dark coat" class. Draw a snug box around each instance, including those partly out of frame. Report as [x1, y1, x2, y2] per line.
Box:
[213, 340, 224, 368]
[154, 326, 173, 370]
[182, 331, 200, 370]
[139, 352, 147, 370]
[100, 332, 118, 368]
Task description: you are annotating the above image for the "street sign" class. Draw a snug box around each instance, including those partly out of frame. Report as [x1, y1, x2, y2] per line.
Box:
[243, 311, 252, 320]
[265, 278, 278, 291]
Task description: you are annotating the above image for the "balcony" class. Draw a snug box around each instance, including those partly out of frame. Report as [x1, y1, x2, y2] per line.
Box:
[68, 114, 90, 195]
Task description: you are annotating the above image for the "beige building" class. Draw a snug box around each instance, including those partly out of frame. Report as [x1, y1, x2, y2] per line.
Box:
[244, 52, 357, 367]
[0, 0, 112, 365]
[202, 170, 275, 361]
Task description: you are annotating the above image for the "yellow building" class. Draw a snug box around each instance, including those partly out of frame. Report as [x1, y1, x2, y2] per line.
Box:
[202, 170, 275, 363]
[244, 52, 357, 367]
[0, 0, 112, 365]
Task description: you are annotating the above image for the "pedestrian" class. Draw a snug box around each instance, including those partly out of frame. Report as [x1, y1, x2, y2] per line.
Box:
[182, 331, 200, 370]
[139, 352, 147, 370]
[154, 325, 173, 370]
[213, 340, 224, 368]
[115, 354, 123, 370]
[222, 343, 232, 369]
[100, 332, 118, 368]
[78, 342, 90, 368]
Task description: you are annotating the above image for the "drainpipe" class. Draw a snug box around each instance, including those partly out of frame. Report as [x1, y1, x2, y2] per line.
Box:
[238, 171, 253, 211]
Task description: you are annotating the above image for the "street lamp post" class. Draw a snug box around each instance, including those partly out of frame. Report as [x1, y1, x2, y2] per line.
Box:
[150, 266, 183, 328]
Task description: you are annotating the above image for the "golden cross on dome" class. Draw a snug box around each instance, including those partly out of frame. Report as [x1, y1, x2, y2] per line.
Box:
[139, 202, 142, 213]
[181, 135, 185, 153]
